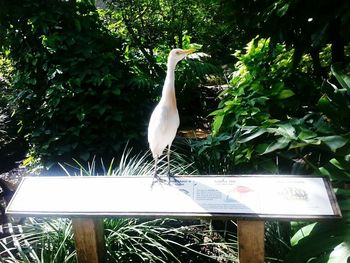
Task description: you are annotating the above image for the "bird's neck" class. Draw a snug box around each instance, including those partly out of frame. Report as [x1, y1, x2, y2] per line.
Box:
[161, 63, 177, 108]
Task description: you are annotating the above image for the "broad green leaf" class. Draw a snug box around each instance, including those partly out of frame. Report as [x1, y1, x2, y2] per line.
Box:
[328, 241, 350, 263]
[216, 133, 232, 141]
[239, 128, 267, 143]
[208, 109, 223, 117]
[318, 163, 349, 181]
[285, 222, 350, 263]
[277, 89, 295, 99]
[330, 158, 350, 171]
[339, 199, 350, 212]
[289, 137, 321, 149]
[260, 159, 278, 173]
[346, 155, 350, 162]
[331, 63, 350, 91]
[289, 141, 309, 149]
[182, 35, 192, 49]
[259, 137, 290, 155]
[291, 223, 317, 246]
[212, 114, 224, 135]
[112, 88, 121, 95]
[335, 188, 350, 197]
[269, 124, 296, 139]
[319, 135, 348, 152]
[189, 43, 203, 51]
[317, 95, 339, 120]
[298, 128, 317, 141]
[98, 106, 107, 115]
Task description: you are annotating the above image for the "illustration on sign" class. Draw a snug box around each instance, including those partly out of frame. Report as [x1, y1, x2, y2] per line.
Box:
[166, 177, 336, 216]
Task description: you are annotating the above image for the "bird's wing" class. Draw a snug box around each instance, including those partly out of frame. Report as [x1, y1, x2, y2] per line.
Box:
[148, 102, 180, 158]
[148, 104, 168, 136]
[147, 105, 170, 157]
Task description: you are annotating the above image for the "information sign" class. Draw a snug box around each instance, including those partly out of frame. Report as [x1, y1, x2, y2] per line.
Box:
[6, 175, 341, 219]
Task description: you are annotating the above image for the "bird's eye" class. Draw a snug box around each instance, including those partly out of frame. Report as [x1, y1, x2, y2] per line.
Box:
[176, 51, 181, 55]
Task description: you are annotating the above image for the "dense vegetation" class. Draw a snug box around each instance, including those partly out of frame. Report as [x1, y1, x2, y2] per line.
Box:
[1, 0, 152, 166]
[1, 0, 350, 262]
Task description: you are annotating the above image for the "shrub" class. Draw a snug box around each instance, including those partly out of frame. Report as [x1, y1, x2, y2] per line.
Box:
[191, 37, 350, 261]
[0, 53, 28, 172]
[1, 0, 149, 166]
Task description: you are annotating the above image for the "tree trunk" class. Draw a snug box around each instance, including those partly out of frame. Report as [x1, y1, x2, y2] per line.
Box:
[310, 48, 326, 78]
[329, 17, 345, 63]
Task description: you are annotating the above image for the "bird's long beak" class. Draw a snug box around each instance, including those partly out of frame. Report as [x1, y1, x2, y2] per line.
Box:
[178, 48, 196, 55]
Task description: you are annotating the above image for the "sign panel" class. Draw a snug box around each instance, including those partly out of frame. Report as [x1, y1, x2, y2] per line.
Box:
[6, 176, 341, 219]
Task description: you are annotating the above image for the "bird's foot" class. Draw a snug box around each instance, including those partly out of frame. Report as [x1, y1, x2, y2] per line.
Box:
[151, 173, 167, 187]
[167, 172, 179, 185]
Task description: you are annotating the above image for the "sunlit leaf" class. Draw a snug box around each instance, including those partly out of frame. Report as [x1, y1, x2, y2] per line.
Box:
[259, 137, 290, 155]
[331, 63, 350, 92]
[269, 124, 296, 139]
[277, 89, 295, 99]
[328, 241, 350, 263]
[212, 114, 224, 135]
[239, 128, 267, 143]
[291, 223, 317, 246]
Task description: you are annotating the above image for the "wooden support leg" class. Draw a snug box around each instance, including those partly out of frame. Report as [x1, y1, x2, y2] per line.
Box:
[237, 220, 265, 263]
[72, 218, 105, 263]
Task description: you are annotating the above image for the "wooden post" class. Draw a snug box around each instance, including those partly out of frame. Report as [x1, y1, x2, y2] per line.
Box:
[72, 218, 105, 263]
[237, 220, 265, 263]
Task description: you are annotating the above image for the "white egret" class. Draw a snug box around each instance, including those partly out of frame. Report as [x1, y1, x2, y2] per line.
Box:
[148, 48, 195, 182]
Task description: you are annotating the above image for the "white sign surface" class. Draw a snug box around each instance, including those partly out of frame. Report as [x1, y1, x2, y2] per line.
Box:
[6, 176, 341, 219]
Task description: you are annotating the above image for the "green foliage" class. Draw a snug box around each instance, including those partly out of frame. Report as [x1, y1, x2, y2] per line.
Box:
[265, 222, 291, 261]
[103, 0, 232, 64]
[192, 36, 350, 261]
[0, 217, 237, 263]
[192, 38, 318, 174]
[99, 1, 224, 126]
[285, 220, 350, 263]
[0, 52, 13, 103]
[104, 218, 214, 263]
[285, 64, 350, 262]
[210, 38, 298, 136]
[1, 0, 349, 261]
[1, 0, 150, 165]
[0, 218, 75, 263]
[220, 0, 350, 66]
[0, 52, 27, 171]
[192, 38, 350, 174]
[59, 147, 197, 177]
[1, 0, 225, 167]
[0, 53, 15, 148]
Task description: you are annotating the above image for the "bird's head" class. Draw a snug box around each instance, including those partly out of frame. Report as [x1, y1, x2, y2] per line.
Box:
[167, 48, 196, 67]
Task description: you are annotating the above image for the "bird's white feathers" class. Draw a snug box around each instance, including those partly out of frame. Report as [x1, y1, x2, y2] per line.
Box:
[148, 102, 179, 158]
[147, 48, 192, 159]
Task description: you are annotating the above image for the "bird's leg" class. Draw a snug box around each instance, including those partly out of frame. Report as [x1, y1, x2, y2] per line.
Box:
[153, 155, 158, 178]
[167, 146, 171, 177]
[167, 145, 177, 184]
[151, 156, 166, 187]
